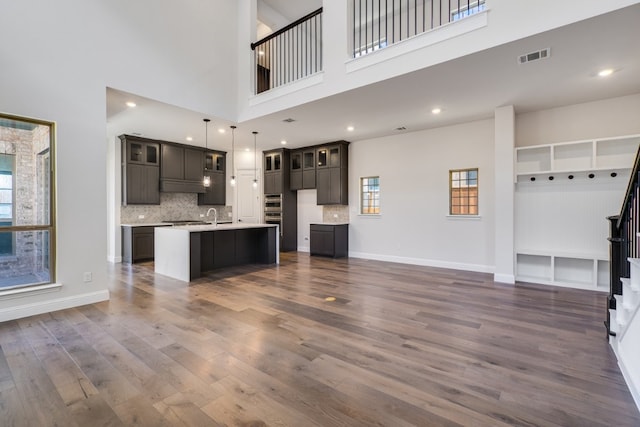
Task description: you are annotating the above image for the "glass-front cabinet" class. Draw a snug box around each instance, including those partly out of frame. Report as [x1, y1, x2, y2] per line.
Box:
[128, 141, 159, 165]
[205, 151, 225, 172]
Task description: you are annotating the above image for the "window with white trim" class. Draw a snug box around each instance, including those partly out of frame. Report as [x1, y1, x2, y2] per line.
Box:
[449, 168, 478, 215]
[360, 176, 380, 214]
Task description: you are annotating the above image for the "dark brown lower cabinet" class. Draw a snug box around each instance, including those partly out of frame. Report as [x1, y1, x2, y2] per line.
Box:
[197, 227, 277, 276]
[122, 226, 168, 263]
[310, 224, 349, 258]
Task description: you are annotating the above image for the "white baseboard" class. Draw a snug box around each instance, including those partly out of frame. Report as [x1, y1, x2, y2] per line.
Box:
[107, 255, 122, 263]
[494, 273, 516, 284]
[348, 251, 494, 274]
[298, 246, 310, 253]
[0, 289, 110, 322]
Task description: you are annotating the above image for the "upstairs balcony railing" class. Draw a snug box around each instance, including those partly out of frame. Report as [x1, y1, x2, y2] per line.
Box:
[352, 0, 486, 57]
[251, 8, 323, 94]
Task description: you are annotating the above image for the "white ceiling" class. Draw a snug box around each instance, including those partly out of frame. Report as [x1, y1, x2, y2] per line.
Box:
[106, 4, 640, 153]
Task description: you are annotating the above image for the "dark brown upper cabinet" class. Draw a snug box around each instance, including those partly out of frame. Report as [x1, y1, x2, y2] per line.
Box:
[198, 149, 226, 206]
[316, 142, 348, 205]
[120, 135, 160, 205]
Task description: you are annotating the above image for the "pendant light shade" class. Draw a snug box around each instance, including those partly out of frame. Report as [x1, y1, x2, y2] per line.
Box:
[203, 118, 211, 188]
[252, 131, 258, 190]
[230, 125, 236, 187]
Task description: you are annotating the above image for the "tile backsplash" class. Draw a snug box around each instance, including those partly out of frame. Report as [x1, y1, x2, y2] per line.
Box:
[322, 205, 350, 223]
[121, 193, 231, 224]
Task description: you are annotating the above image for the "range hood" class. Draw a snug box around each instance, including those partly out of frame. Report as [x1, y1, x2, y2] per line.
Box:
[160, 178, 205, 193]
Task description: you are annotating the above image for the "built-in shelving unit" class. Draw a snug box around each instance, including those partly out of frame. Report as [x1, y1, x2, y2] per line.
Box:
[516, 251, 609, 291]
[515, 134, 640, 291]
[515, 135, 640, 181]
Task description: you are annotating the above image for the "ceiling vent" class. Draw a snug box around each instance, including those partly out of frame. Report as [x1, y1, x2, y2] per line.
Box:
[518, 48, 550, 64]
[282, 118, 296, 123]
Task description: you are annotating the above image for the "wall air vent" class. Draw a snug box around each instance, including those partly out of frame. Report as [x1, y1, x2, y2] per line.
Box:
[282, 118, 296, 123]
[518, 48, 551, 64]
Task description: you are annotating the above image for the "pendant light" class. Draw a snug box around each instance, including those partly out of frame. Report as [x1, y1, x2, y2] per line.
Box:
[203, 118, 211, 188]
[252, 131, 258, 190]
[229, 125, 236, 187]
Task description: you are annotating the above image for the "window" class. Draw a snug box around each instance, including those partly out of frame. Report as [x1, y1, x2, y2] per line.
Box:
[0, 159, 15, 256]
[450, 168, 478, 215]
[0, 114, 55, 290]
[451, 1, 486, 22]
[0, 169, 12, 220]
[360, 176, 380, 214]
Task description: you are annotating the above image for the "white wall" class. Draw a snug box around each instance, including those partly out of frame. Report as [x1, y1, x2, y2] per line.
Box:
[297, 190, 323, 251]
[516, 93, 640, 147]
[348, 119, 495, 272]
[0, 0, 239, 320]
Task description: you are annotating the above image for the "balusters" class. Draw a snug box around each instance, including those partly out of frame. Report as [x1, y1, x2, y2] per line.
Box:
[351, 0, 486, 58]
[251, 8, 323, 94]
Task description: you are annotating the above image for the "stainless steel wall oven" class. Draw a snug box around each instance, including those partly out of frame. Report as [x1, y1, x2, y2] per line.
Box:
[264, 194, 283, 236]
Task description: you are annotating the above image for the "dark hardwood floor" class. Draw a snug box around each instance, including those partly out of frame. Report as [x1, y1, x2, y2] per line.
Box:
[1, 252, 639, 426]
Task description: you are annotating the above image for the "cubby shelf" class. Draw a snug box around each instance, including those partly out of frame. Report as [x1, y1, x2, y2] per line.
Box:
[514, 134, 639, 292]
[516, 251, 609, 291]
[515, 134, 640, 181]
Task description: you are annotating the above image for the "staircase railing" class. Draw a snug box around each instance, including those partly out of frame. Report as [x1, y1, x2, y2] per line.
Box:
[251, 8, 323, 94]
[607, 144, 640, 336]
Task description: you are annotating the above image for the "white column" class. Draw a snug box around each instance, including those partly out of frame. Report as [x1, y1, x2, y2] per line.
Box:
[494, 105, 515, 284]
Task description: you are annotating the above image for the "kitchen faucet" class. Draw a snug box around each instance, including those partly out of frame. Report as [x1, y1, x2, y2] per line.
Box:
[206, 208, 217, 226]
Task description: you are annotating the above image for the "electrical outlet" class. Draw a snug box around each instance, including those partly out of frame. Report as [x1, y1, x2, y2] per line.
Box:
[333, 214, 338, 218]
[228, 212, 232, 217]
[304, 236, 309, 241]
[83, 272, 92, 283]
[138, 214, 145, 220]
[200, 214, 204, 217]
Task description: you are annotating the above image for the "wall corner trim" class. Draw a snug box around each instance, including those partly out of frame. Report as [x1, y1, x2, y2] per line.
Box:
[494, 273, 516, 284]
[0, 289, 110, 322]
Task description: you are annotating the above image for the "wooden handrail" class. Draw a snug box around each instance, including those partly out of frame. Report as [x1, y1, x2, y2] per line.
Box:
[251, 7, 323, 50]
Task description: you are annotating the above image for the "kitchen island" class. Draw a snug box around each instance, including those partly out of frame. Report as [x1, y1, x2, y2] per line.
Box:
[155, 223, 279, 281]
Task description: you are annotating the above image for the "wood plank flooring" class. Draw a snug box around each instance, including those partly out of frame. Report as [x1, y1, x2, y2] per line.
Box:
[1, 252, 639, 426]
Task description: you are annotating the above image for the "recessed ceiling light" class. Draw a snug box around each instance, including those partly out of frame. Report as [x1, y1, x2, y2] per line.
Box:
[281, 140, 287, 145]
[126, 101, 137, 108]
[598, 68, 614, 77]
[186, 136, 193, 141]
[347, 126, 355, 132]
[431, 108, 442, 114]
[218, 128, 226, 134]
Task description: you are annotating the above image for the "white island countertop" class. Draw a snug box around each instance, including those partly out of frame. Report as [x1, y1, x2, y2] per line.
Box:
[170, 222, 278, 232]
